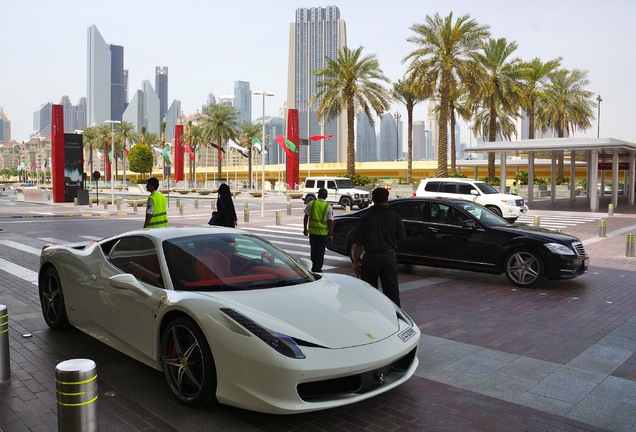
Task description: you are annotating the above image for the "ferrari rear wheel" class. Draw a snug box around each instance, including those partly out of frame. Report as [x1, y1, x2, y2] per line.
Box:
[39, 267, 70, 330]
[161, 317, 217, 407]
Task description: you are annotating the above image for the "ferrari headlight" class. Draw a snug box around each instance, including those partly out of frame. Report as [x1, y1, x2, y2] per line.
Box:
[544, 243, 575, 256]
[395, 305, 415, 327]
[221, 308, 306, 359]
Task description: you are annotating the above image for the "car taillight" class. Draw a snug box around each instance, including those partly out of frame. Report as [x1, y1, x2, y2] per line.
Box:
[42, 244, 54, 252]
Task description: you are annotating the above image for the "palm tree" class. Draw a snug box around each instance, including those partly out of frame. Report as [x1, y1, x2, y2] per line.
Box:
[469, 37, 525, 181]
[81, 126, 100, 176]
[392, 79, 429, 182]
[200, 104, 239, 181]
[537, 68, 595, 179]
[447, 81, 473, 173]
[115, 121, 140, 185]
[97, 124, 112, 180]
[518, 57, 562, 140]
[311, 46, 392, 175]
[405, 12, 490, 177]
[237, 121, 264, 189]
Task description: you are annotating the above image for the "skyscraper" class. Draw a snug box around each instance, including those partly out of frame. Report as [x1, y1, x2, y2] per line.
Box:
[87, 25, 126, 126]
[122, 80, 160, 136]
[33, 102, 52, 137]
[234, 81, 252, 123]
[287, 6, 347, 164]
[155, 67, 169, 123]
[378, 113, 398, 161]
[355, 113, 377, 162]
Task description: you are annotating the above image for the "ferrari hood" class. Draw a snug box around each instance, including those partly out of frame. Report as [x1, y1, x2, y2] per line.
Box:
[202, 275, 401, 349]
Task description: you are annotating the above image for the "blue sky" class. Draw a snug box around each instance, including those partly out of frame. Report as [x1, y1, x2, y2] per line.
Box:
[2, 0, 634, 143]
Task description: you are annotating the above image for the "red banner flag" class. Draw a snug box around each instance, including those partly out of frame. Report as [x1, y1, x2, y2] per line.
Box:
[310, 134, 333, 141]
[216, 147, 223, 162]
[275, 134, 292, 158]
[186, 144, 195, 161]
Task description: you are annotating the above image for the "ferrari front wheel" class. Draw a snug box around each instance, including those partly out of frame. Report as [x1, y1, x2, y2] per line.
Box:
[39, 266, 70, 330]
[161, 317, 217, 407]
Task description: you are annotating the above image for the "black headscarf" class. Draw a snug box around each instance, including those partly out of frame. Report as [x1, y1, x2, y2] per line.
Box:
[216, 183, 237, 227]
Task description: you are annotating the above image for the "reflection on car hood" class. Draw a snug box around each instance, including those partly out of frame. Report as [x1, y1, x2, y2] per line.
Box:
[200, 274, 399, 349]
[496, 223, 579, 241]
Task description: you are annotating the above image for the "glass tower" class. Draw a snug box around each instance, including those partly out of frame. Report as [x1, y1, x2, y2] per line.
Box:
[288, 6, 347, 164]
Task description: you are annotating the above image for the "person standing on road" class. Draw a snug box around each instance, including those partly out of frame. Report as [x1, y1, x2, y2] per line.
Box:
[214, 183, 238, 227]
[352, 187, 405, 306]
[144, 177, 168, 228]
[511, 181, 519, 195]
[303, 188, 334, 273]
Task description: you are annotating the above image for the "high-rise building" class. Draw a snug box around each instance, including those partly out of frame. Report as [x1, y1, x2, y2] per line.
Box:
[234, 81, 252, 124]
[412, 121, 428, 161]
[87, 25, 126, 126]
[33, 102, 52, 137]
[122, 80, 160, 136]
[287, 6, 347, 165]
[164, 100, 181, 144]
[355, 113, 377, 162]
[155, 67, 169, 123]
[378, 113, 398, 161]
[426, 101, 438, 162]
[0, 108, 11, 143]
[59, 96, 87, 133]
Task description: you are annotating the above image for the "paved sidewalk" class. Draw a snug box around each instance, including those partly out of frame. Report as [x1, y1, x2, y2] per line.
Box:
[1, 192, 636, 431]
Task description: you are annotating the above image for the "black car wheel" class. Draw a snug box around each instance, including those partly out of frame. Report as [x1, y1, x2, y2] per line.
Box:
[505, 249, 544, 287]
[39, 267, 71, 330]
[340, 196, 352, 209]
[161, 317, 217, 407]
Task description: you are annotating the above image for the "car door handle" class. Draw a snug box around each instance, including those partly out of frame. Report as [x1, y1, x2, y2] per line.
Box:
[90, 275, 97, 281]
[427, 227, 440, 233]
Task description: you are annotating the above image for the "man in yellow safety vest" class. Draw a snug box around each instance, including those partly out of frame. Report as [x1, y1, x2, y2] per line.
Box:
[303, 188, 334, 273]
[144, 177, 168, 228]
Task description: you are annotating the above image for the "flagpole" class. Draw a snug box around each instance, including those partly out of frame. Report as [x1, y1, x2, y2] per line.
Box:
[253, 90, 275, 217]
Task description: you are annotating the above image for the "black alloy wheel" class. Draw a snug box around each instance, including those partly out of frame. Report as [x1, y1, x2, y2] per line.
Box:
[161, 317, 217, 407]
[340, 196, 353, 209]
[39, 267, 71, 330]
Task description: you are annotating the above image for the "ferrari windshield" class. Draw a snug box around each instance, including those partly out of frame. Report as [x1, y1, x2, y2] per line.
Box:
[163, 233, 315, 291]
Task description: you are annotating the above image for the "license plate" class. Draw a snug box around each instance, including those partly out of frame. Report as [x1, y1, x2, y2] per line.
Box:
[398, 327, 416, 342]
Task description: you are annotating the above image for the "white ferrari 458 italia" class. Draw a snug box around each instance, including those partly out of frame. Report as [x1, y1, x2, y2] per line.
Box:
[39, 227, 420, 414]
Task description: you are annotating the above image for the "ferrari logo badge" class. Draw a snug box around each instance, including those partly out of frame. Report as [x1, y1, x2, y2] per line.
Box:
[366, 333, 374, 339]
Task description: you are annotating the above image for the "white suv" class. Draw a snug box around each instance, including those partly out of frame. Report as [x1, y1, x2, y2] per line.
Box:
[302, 176, 370, 209]
[415, 178, 528, 222]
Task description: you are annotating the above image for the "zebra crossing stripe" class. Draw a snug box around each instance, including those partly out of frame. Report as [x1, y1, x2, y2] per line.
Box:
[0, 240, 41, 255]
[0, 257, 38, 285]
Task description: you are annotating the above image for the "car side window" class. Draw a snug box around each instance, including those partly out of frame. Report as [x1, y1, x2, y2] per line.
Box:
[458, 184, 474, 195]
[316, 180, 325, 189]
[424, 181, 441, 192]
[109, 236, 163, 287]
[305, 180, 315, 188]
[327, 180, 336, 190]
[441, 183, 457, 193]
[388, 201, 423, 221]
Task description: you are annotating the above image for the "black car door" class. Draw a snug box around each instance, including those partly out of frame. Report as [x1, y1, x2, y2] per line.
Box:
[386, 200, 430, 264]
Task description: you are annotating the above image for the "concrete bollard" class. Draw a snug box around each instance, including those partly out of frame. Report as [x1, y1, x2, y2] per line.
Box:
[176, 198, 180, 208]
[533, 216, 540, 228]
[74, 198, 78, 207]
[345, 205, 351, 214]
[276, 210, 281, 225]
[0, 305, 10, 383]
[608, 203, 614, 217]
[287, 201, 292, 216]
[179, 205, 184, 216]
[133, 202, 138, 213]
[116, 199, 121, 211]
[194, 199, 199, 209]
[626, 234, 636, 257]
[244, 208, 249, 223]
[56, 358, 98, 432]
[89, 199, 93, 208]
[598, 219, 607, 237]
[103, 201, 108, 210]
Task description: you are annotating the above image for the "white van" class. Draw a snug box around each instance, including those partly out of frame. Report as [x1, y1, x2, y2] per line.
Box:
[302, 176, 370, 209]
[415, 178, 528, 222]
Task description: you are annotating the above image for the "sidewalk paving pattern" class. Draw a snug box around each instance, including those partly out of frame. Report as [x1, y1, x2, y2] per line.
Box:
[1, 190, 636, 431]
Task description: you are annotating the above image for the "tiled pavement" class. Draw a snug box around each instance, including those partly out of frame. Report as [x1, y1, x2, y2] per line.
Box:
[1, 193, 636, 431]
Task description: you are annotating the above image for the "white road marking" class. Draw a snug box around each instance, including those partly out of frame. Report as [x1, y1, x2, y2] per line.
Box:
[0, 258, 38, 285]
[0, 240, 41, 255]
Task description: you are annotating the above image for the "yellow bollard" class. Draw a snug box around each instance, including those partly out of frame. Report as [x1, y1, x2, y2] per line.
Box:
[244, 208, 249, 223]
[533, 216, 540, 228]
[598, 219, 607, 237]
[276, 210, 281, 225]
[626, 234, 635, 257]
[608, 203, 614, 217]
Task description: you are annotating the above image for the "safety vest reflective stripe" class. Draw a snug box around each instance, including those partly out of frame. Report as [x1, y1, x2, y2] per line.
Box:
[308, 200, 330, 235]
[147, 193, 168, 227]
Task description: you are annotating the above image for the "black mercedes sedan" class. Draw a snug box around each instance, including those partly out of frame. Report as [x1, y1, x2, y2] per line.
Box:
[327, 197, 588, 287]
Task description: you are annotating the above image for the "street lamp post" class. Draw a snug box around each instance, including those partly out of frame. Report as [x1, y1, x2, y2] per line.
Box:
[394, 112, 401, 161]
[104, 120, 121, 204]
[253, 91, 275, 217]
[596, 94, 602, 138]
